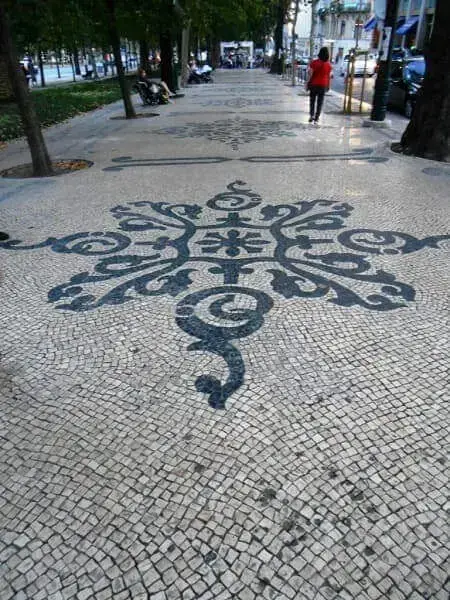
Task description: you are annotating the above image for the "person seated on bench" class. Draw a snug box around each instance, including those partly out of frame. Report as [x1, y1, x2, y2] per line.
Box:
[137, 67, 174, 102]
[187, 60, 202, 83]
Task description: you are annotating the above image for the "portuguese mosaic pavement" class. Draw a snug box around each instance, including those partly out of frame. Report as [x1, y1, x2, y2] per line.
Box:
[0, 70, 449, 600]
[153, 118, 317, 151]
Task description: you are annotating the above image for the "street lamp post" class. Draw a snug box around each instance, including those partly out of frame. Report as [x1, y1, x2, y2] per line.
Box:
[415, 0, 428, 51]
[291, 33, 298, 85]
[370, 0, 400, 121]
[354, 0, 363, 51]
[401, 0, 412, 50]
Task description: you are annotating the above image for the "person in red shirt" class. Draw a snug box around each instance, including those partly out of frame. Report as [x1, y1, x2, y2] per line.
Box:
[307, 47, 332, 124]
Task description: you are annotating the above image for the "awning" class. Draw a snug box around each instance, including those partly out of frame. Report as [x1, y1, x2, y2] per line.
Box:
[396, 16, 419, 35]
[363, 16, 377, 31]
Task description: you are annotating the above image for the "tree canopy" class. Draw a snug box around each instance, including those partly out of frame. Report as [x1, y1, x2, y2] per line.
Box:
[4, 0, 282, 57]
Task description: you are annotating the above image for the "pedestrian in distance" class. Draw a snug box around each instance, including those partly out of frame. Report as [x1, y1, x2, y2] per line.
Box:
[306, 47, 332, 125]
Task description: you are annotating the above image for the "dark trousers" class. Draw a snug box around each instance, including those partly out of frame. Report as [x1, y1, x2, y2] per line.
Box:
[309, 85, 326, 119]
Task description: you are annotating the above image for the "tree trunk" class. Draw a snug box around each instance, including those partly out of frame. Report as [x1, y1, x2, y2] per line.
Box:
[38, 48, 45, 87]
[193, 36, 199, 61]
[180, 24, 190, 87]
[0, 54, 13, 100]
[270, 0, 285, 75]
[396, 0, 449, 162]
[105, 0, 136, 118]
[160, 30, 174, 92]
[211, 38, 220, 69]
[139, 39, 151, 72]
[88, 50, 99, 79]
[0, 5, 53, 176]
[73, 48, 81, 75]
[205, 36, 212, 66]
[309, 0, 319, 59]
[70, 53, 76, 82]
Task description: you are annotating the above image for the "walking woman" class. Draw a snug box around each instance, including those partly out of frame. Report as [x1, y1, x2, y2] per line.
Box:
[307, 47, 332, 124]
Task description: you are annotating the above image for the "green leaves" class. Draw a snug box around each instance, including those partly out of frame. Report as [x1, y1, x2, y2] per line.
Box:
[0, 76, 134, 142]
[182, 0, 280, 45]
[5, 0, 290, 66]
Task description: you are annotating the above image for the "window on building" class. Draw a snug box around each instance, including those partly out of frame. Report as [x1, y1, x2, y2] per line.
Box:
[340, 20, 346, 37]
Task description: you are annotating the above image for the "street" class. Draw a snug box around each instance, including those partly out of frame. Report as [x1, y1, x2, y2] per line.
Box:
[331, 72, 410, 121]
[30, 65, 133, 87]
[332, 71, 377, 110]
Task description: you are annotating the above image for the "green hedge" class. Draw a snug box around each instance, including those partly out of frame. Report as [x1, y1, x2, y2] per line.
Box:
[0, 75, 136, 143]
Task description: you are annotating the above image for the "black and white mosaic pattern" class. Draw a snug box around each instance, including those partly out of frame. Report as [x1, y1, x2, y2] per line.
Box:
[2, 181, 448, 409]
[196, 98, 275, 109]
[154, 118, 314, 150]
[192, 86, 286, 95]
[102, 148, 388, 170]
[1, 68, 449, 600]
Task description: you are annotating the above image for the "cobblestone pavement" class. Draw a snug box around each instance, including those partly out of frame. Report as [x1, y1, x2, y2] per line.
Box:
[0, 70, 449, 600]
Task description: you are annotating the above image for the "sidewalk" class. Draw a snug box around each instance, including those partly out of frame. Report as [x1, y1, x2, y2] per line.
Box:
[0, 69, 449, 600]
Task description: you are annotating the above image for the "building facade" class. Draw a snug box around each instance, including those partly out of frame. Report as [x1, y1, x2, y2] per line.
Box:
[294, 4, 313, 57]
[395, 0, 436, 50]
[313, 1, 375, 61]
[311, 0, 436, 63]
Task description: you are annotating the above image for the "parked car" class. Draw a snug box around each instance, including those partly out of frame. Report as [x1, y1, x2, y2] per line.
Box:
[340, 53, 377, 77]
[388, 57, 425, 118]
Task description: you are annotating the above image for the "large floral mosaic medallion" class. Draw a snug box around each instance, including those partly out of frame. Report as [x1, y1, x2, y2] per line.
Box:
[154, 117, 312, 150]
[2, 181, 448, 409]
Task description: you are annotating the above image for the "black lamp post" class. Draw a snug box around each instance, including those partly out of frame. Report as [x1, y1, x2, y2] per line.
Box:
[370, 0, 400, 121]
